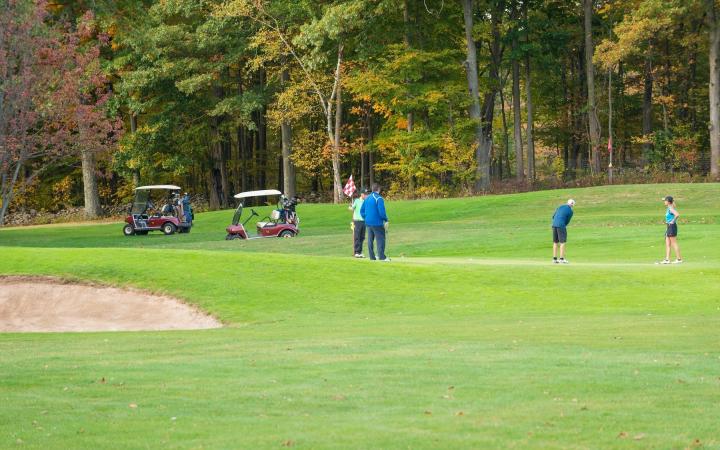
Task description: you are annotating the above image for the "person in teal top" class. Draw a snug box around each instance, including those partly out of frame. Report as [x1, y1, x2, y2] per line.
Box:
[349, 188, 369, 258]
[660, 195, 682, 264]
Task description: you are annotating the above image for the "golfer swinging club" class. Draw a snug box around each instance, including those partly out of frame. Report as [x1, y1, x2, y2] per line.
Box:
[552, 199, 575, 264]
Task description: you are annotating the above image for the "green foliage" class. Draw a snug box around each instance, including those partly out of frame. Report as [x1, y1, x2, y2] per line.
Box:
[9, 0, 719, 214]
[648, 126, 705, 173]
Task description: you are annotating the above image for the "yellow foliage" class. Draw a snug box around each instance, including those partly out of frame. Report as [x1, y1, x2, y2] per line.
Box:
[52, 176, 74, 205]
[372, 103, 392, 119]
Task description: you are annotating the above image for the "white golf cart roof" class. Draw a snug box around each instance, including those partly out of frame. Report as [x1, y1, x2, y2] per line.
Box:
[135, 185, 182, 191]
[233, 189, 282, 199]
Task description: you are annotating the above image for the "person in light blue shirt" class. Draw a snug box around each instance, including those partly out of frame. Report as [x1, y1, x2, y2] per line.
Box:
[551, 199, 575, 264]
[349, 188, 369, 258]
[659, 195, 682, 264]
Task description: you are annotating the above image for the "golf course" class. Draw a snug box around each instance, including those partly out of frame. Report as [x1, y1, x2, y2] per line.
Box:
[1, 183, 719, 448]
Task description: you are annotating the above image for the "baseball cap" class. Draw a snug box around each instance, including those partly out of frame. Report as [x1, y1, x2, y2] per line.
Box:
[361, 188, 370, 194]
[662, 195, 674, 203]
[567, 199, 576, 206]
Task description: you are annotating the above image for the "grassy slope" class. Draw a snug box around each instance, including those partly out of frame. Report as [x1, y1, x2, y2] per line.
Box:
[0, 183, 719, 449]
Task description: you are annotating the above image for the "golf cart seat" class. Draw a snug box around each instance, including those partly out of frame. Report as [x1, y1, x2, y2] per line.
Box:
[257, 222, 272, 228]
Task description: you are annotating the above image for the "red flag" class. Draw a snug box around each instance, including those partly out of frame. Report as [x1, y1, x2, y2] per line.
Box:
[608, 136, 613, 154]
[343, 175, 356, 197]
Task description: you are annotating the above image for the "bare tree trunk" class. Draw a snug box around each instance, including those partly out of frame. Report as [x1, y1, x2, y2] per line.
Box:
[326, 44, 344, 203]
[280, 68, 296, 197]
[512, 35, 524, 181]
[525, 56, 536, 183]
[562, 57, 570, 175]
[206, 133, 222, 210]
[608, 67, 614, 183]
[462, 0, 491, 192]
[81, 149, 102, 217]
[221, 137, 231, 203]
[499, 85, 510, 179]
[708, 0, 720, 178]
[584, 0, 601, 174]
[0, 162, 22, 226]
[404, 0, 414, 133]
[367, 108, 375, 187]
[368, 151, 375, 187]
[130, 113, 140, 187]
[332, 48, 343, 203]
[361, 148, 367, 189]
[642, 57, 654, 165]
[256, 71, 268, 194]
[524, 2, 535, 183]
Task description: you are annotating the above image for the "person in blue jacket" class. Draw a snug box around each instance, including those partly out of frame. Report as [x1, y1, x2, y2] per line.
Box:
[360, 183, 390, 261]
[552, 199, 575, 264]
[181, 192, 193, 224]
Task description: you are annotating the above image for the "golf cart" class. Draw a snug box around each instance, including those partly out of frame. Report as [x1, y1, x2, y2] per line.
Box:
[123, 185, 193, 236]
[225, 189, 299, 240]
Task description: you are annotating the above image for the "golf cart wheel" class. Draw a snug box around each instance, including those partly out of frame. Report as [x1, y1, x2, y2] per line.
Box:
[123, 224, 135, 236]
[278, 230, 295, 238]
[162, 222, 177, 235]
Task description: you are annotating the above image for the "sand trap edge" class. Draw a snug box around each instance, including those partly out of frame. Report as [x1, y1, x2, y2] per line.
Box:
[0, 275, 223, 333]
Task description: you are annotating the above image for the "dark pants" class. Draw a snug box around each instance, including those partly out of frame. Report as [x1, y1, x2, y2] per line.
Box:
[353, 220, 366, 254]
[367, 226, 386, 260]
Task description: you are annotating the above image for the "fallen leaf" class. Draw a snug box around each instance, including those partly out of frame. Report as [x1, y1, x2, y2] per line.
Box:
[332, 395, 345, 401]
[282, 440, 294, 447]
[128, 403, 137, 409]
[455, 411, 464, 416]
[423, 410, 432, 415]
[633, 433, 646, 440]
[447, 386, 455, 390]
[100, 377, 106, 384]
[617, 432, 628, 439]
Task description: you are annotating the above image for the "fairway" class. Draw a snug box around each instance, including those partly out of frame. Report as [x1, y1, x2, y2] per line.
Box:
[1, 184, 719, 448]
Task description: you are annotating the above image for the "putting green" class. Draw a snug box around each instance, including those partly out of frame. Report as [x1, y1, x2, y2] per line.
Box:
[0, 183, 719, 448]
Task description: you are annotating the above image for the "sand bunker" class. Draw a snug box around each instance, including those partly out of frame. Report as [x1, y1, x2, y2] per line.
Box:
[0, 276, 221, 332]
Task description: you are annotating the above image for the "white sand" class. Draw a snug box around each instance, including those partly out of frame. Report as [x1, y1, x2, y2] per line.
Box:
[0, 277, 221, 332]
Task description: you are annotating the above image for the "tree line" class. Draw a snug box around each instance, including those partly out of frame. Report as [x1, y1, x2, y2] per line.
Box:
[1, 0, 719, 225]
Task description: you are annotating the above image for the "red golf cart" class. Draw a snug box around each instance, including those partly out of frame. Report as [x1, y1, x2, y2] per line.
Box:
[225, 189, 299, 240]
[123, 185, 192, 236]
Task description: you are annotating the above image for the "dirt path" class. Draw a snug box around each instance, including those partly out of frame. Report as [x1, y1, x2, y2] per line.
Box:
[0, 276, 221, 332]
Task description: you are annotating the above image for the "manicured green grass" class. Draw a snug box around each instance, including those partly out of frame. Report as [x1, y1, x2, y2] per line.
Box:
[1, 183, 719, 448]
